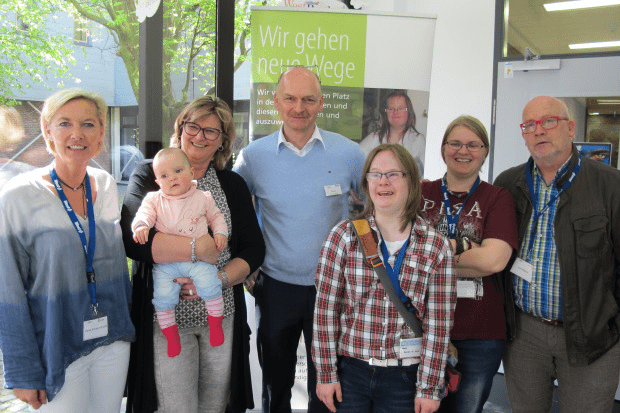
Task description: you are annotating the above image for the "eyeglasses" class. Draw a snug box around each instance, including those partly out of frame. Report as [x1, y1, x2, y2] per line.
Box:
[520, 116, 569, 133]
[385, 107, 407, 113]
[444, 141, 487, 152]
[366, 171, 406, 181]
[182, 122, 223, 141]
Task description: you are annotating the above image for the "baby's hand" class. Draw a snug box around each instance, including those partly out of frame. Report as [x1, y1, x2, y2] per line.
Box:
[214, 233, 228, 251]
[133, 227, 150, 244]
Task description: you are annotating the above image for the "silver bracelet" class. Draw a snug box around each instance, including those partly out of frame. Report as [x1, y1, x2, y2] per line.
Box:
[218, 270, 231, 289]
[191, 238, 197, 263]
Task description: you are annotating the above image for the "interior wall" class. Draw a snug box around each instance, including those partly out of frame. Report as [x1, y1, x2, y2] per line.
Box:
[394, 0, 497, 181]
[563, 97, 587, 142]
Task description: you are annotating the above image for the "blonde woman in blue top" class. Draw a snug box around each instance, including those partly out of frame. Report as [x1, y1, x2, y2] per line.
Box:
[0, 89, 135, 412]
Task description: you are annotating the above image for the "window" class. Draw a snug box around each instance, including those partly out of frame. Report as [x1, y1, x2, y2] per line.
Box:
[0, 1, 241, 198]
[74, 18, 91, 45]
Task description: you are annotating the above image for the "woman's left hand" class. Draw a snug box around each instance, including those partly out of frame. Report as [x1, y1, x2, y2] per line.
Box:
[414, 396, 440, 413]
[14, 389, 47, 410]
[175, 278, 199, 299]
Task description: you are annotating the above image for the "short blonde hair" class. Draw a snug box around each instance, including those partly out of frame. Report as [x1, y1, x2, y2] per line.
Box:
[40, 88, 107, 155]
[169, 95, 235, 171]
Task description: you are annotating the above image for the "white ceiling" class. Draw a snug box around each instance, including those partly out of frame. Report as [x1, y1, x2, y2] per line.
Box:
[506, 1, 620, 56]
[507, 1, 620, 115]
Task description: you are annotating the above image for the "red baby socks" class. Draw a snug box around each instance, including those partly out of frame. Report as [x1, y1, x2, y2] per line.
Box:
[157, 309, 181, 357]
[205, 297, 224, 347]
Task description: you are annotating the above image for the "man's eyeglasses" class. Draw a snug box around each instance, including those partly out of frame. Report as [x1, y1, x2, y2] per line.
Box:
[444, 141, 487, 152]
[182, 122, 223, 141]
[385, 107, 407, 114]
[520, 116, 569, 134]
[366, 171, 406, 181]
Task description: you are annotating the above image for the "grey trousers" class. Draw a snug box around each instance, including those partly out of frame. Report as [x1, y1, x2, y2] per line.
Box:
[504, 310, 620, 413]
[153, 315, 234, 413]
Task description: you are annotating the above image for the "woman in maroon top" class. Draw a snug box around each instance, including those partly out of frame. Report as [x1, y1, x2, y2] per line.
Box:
[420, 115, 518, 413]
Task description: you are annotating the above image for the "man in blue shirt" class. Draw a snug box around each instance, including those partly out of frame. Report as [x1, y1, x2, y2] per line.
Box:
[494, 96, 620, 413]
[234, 66, 365, 413]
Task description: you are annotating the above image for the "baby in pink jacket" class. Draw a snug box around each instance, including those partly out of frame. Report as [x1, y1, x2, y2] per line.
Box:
[132, 148, 228, 357]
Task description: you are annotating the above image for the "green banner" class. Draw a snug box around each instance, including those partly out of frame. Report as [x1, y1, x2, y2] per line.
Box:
[251, 10, 367, 87]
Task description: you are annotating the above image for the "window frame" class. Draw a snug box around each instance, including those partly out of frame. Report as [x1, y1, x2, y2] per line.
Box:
[73, 17, 92, 46]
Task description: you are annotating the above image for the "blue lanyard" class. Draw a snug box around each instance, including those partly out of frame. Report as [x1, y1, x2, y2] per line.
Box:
[524, 154, 581, 259]
[50, 166, 98, 310]
[441, 175, 480, 239]
[380, 235, 411, 307]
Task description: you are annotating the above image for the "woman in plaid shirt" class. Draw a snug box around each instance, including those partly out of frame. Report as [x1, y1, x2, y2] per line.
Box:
[312, 144, 456, 413]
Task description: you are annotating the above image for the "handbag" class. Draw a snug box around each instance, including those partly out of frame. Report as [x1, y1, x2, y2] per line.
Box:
[350, 218, 461, 396]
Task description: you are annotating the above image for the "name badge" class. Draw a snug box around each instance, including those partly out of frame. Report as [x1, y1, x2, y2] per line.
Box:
[84, 315, 109, 341]
[399, 337, 422, 358]
[511, 257, 533, 283]
[457, 280, 477, 298]
[324, 184, 342, 196]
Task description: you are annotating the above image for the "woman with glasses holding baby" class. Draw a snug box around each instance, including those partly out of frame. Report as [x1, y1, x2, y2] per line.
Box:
[122, 95, 264, 413]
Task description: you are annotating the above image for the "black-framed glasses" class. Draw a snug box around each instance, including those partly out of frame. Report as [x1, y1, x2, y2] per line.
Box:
[444, 141, 487, 152]
[182, 122, 223, 141]
[520, 116, 569, 133]
[385, 107, 407, 113]
[366, 171, 407, 181]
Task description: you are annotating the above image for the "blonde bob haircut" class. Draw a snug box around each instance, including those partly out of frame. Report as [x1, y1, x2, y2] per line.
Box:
[40, 88, 107, 156]
[169, 95, 235, 171]
[356, 143, 421, 232]
[440, 115, 489, 162]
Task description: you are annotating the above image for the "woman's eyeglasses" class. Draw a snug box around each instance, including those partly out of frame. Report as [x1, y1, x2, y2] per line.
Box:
[182, 122, 222, 141]
[366, 171, 406, 181]
[385, 107, 407, 114]
[444, 141, 487, 152]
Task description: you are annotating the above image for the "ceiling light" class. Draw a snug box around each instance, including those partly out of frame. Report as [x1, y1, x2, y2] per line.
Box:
[597, 99, 620, 104]
[569, 40, 620, 49]
[544, 0, 620, 11]
[589, 112, 600, 115]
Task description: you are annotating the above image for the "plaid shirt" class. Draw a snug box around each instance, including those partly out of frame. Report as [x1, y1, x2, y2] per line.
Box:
[514, 158, 571, 320]
[312, 214, 456, 400]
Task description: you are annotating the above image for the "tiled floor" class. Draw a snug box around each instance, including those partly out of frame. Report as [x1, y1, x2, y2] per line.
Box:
[1, 347, 618, 413]
[484, 373, 620, 413]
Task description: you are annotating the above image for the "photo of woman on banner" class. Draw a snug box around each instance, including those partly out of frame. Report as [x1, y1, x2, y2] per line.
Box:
[359, 90, 426, 176]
